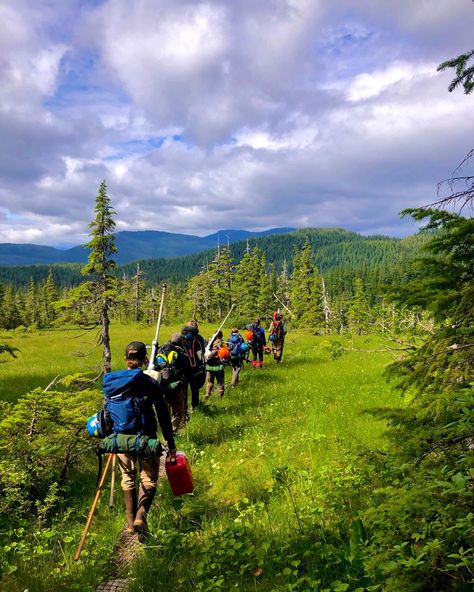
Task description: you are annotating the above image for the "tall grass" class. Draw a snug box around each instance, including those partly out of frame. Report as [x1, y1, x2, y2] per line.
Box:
[0, 323, 190, 403]
[128, 332, 399, 591]
[0, 327, 401, 591]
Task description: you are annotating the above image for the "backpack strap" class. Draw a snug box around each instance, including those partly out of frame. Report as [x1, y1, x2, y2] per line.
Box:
[134, 435, 142, 452]
[95, 446, 103, 488]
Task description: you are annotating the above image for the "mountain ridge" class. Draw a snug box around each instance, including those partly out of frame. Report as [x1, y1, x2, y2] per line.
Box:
[0, 227, 296, 266]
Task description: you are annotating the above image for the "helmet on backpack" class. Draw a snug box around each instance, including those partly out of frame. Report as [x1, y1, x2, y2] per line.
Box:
[87, 409, 111, 438]
[167, 350, 178, 364]
[155, 353, 168, 367]
[245, 330, 253, 341]
[240, 342, 249, 353]
[86, 414, 100, 437]
[218, 345, 230, 360]
[269, 333, 277, 342]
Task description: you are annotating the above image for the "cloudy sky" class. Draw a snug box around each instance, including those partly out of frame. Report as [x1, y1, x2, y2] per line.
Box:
[0, 0, 472, 247]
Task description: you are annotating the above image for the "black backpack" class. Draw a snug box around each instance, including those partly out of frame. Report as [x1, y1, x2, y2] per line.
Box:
[155, 343, 185, 398]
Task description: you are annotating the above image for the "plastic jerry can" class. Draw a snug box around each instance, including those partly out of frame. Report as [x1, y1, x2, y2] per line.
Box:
[165, 451, 194, 496]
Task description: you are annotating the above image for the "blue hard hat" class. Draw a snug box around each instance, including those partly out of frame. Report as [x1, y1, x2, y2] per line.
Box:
[240, 343, 249, 352]
[269, 334, 277, 342]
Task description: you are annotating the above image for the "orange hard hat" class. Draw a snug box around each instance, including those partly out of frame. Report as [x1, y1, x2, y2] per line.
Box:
[245, 330, 253, 341]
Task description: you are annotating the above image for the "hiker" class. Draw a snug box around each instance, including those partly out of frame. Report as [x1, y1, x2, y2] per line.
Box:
[247, 318, 267, 368]
[181, 319, 206, 411]
[268, 311, 287, 363]
[155, 333, 188, 433]
[227, 327, 246, 386]
[102, 341, 176, 536]
[204, 330, 229, 399]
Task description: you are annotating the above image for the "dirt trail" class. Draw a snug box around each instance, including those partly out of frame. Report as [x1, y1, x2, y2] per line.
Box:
[96, 454, 167, 592]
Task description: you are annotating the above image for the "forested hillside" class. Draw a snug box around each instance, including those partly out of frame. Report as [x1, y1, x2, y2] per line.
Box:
[0, 227, 420, 293]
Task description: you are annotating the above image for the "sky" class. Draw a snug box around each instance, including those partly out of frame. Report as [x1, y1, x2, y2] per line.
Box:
[0, 0, 472, 247]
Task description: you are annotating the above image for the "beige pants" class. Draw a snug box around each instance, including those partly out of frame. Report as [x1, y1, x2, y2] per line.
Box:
[117, 453, 160, 491]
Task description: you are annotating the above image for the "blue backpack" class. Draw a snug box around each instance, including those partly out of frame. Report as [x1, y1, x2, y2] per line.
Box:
[102, 369, 147, 435]
[228, 333, 244, 358]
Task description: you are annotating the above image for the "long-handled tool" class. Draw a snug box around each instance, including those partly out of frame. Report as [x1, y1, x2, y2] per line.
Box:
[272, 293, 294, 317]
[74, 453, 114, 561]
[108, 454, 116, 508]
[148, 284, 167, 370]
[204, 304, 235, 361]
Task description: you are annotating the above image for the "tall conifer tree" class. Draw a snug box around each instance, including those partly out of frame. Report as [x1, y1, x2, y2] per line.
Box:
[289, 242, 324, 329]
[348, 277, 370, 335]
[82, 180, 117, 373]
[40, 269, 58, 327]
[55, 181, 117, 373]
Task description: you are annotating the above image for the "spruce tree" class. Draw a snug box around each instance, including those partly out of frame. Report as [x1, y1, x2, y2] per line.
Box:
[82, 180, 117, 372]
[23, 278, 38, 327]
[364, 210, 474, 589]
[289, 242, 324, 329]
[1, 285, 21, 329]
[233, 247, 264, 323]
[206, 246, 234, 320]
[348, 277, 370, 335]
[39, 269, 58, 327]
[55, 180, 117, 373]
[257, 253, 274, 320]
[184, 268, 213, 322]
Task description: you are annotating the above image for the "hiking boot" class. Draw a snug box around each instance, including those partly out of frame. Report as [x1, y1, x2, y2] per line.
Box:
[123, 489, 137, 534]
[134, 485, 156, 538]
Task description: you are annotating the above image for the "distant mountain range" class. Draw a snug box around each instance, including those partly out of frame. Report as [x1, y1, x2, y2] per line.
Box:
[0, 227, 296, 266]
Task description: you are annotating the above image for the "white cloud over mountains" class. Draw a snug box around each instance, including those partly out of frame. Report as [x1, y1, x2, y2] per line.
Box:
[0, 0, 472, 247]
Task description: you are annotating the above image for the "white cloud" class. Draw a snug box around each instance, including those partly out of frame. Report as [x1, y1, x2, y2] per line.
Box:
[346, 62, 437, 101]
[0, 0, 473, 247]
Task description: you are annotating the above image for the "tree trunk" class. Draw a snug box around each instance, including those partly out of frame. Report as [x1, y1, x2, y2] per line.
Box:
[101, 296, 112, 373]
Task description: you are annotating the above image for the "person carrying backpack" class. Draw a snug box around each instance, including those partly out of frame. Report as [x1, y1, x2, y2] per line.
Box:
[155, 333, 188, 433]
[204, 330, 229, 399]
[181, 320, 206, 411]
[268, 311, 287, 363]
[227, 327, 245, 386]
[247, 318, 266, 368]
[102, 341, 176, 537]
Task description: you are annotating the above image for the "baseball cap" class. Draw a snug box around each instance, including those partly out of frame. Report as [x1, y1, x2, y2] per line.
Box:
[125, 341, 147, 360]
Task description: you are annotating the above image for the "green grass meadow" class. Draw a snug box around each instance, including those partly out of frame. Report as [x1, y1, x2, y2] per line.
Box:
[0, 326, 403, 591]
[0, 324, 188, 404]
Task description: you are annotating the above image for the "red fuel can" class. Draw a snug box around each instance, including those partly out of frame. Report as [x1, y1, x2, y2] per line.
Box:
[165, 451, 194, 496]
